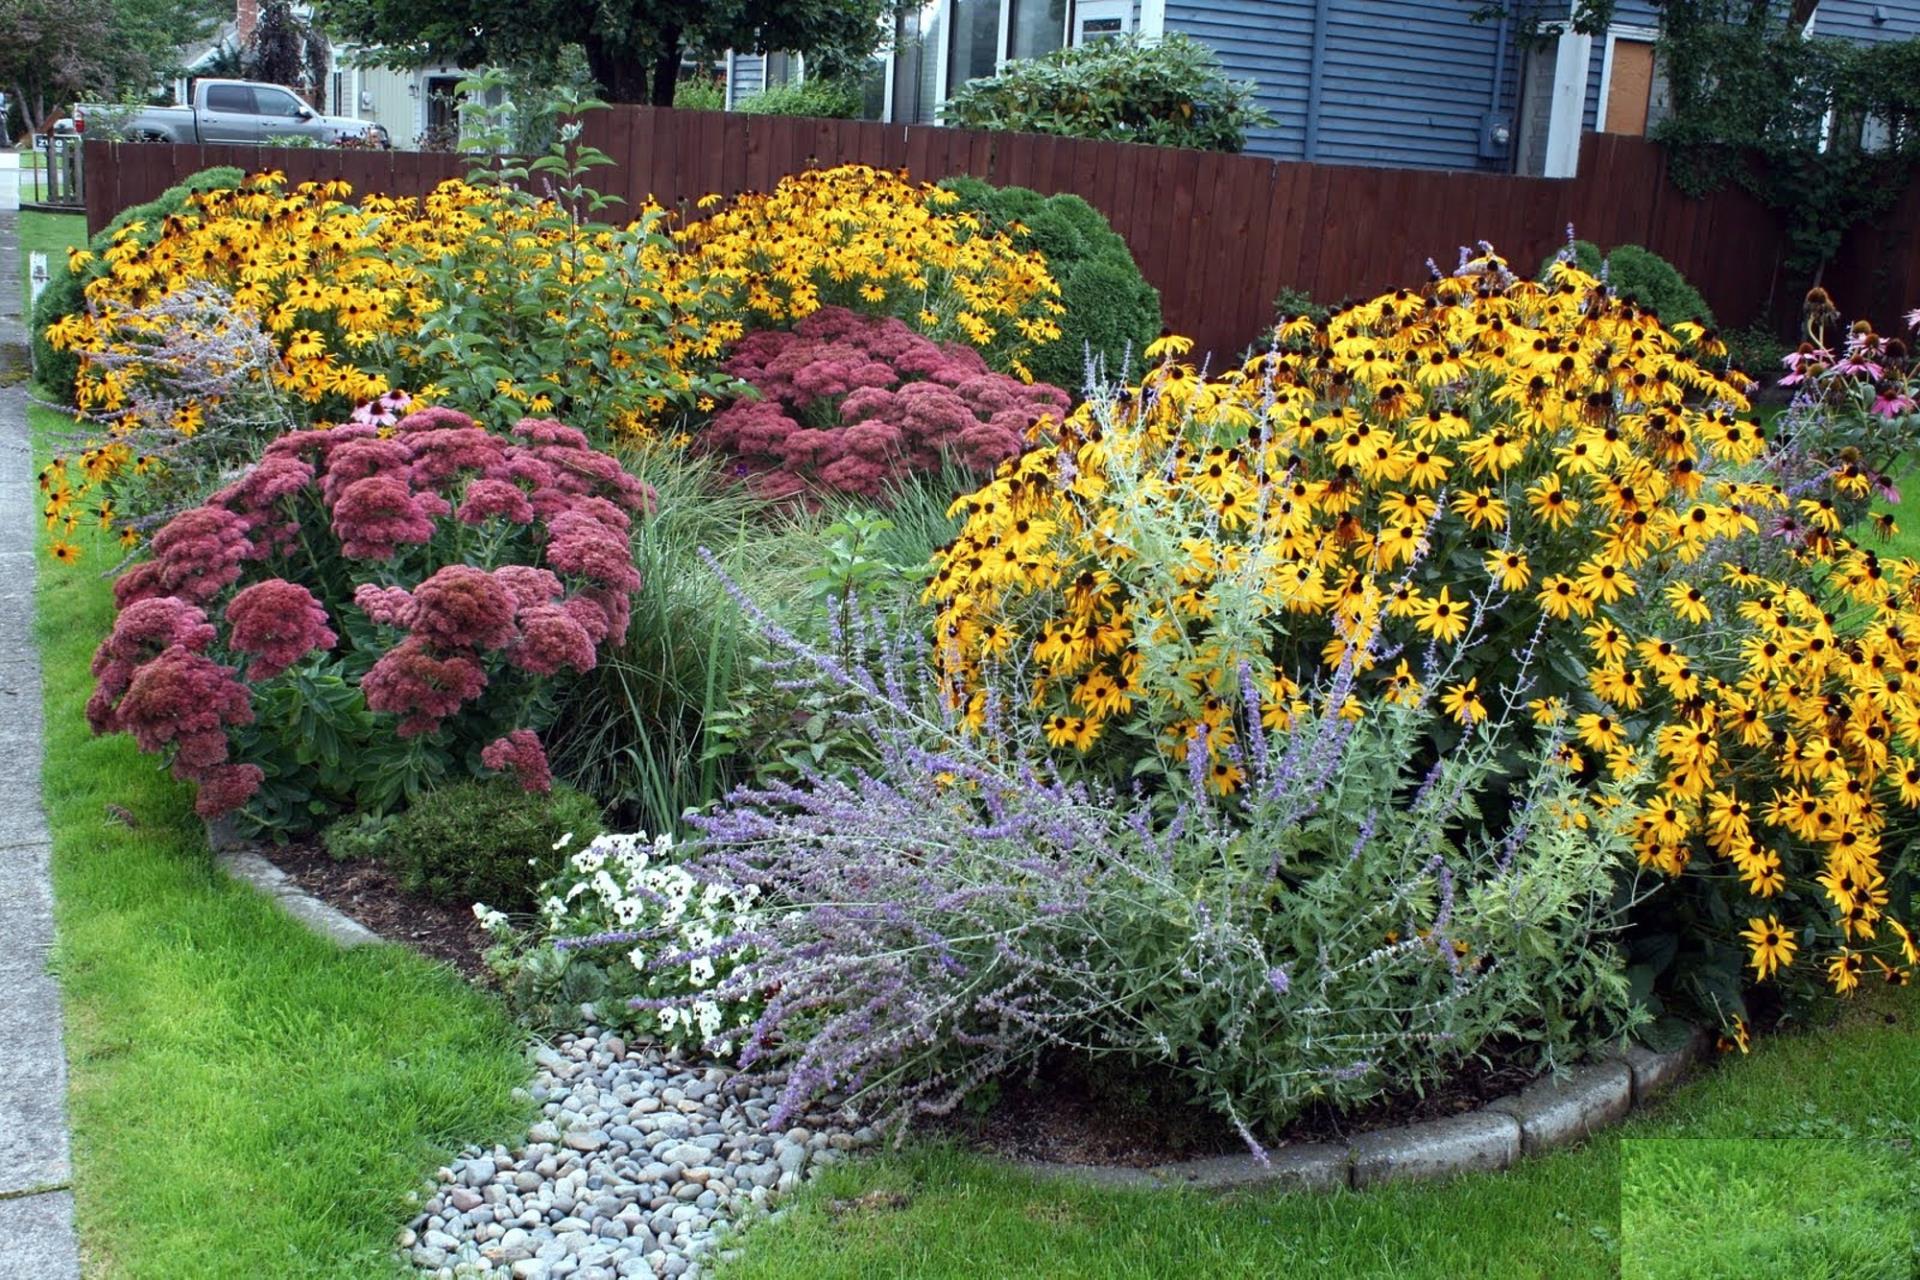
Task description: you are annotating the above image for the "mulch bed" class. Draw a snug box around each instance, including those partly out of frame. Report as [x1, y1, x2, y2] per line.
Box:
[943, 1046, 1547, 1168]
[259, 840, 495, 982]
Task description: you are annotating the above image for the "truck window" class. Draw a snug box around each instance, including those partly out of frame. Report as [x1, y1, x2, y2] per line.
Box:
[205, 85, 254, 113]
[255, 87, 307, 119]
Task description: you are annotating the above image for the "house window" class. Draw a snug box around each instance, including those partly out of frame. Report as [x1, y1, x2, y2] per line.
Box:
[1007, 0, 1068, 60]
[1598, 29, 1664, 136]
[949, 0, 1002, 89]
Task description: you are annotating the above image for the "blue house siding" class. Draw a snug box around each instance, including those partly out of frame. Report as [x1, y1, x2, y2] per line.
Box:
[728, 53, 767, 106]
[1165, 0, 1522, 170]
[1814, 0, 1920, 43]
[1162, 1, 1319, 159]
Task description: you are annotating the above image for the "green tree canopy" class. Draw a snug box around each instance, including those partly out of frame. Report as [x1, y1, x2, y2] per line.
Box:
[318, 0, 896, 106]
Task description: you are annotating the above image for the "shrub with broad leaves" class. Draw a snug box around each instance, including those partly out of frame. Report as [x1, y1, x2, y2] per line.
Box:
[702, 307, 1071, 501]
[87, 406, 652, 833]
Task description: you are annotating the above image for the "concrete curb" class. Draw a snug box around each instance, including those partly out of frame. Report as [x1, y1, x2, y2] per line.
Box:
[206, 816, 380, 949]
[1009, 1033, 1709, 1195]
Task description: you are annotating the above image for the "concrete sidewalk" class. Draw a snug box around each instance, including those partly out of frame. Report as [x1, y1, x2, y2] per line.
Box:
[0, 210, 82, 1275]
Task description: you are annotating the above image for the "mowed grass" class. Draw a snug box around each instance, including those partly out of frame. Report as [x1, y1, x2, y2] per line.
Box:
[718, 980, 1920, 1280]
[16, 208, 82, 317]
[28, 400, 531, 1278]
[1621, 1138, 1918, 1280]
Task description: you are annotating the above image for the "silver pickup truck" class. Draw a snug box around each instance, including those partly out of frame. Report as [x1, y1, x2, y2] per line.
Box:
[56, 78, 388, 147]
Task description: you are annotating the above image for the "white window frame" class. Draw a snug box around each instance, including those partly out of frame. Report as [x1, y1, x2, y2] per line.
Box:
[870, 0, 1079, 123]
[1538, 19, 1593, 178]
[1594, 23, 1659, 136]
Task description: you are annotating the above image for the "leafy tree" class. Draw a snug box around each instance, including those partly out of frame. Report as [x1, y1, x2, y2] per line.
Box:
[1, 0, 222, 137]
[319, 0, 898, 106]
[245, 0, 331, 106]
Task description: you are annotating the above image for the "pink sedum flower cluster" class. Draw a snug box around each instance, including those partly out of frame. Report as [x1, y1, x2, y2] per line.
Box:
[704, 307, 1071, 501]
[90, 405, 652, 818]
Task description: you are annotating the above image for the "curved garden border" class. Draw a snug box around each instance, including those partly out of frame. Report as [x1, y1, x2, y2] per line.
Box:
[209, 815, 1709, 1198]
[1010, 1033, 1707, 1193]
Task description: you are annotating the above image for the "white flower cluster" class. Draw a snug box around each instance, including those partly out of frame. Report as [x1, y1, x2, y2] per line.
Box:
[522, 830, 763, 1054]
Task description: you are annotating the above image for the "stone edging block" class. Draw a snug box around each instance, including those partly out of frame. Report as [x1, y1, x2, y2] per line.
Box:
[1484, 1059, 1633, 1155]
[1348, 1110, 1521, 1188]
[206, 818, 379, 950]
[1009, 1030, 1707, 1197]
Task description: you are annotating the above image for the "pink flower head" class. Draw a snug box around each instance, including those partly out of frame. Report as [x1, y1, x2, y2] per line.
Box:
[1872, 387, 1917, 418]
[225, 579, 338, 680]
[111, 645, 253, 756]
[511, 418, 593, 450]
[190, 762, 265, 817]
[353, 582, 416, 628]
[480, 729, 552, 794]
[409, 428, 508, 491]
[320, 437, 414, 508]
[149, 506, 255, 603]
[545, 510, 642, 594]
[507, 604, 598, 676]
[407, 565, 519, 651]
[349, 388, 415, 427]
[330, 474, 438, 560]
[111, 561, 167, 610]
[211, 454, 315, 526]
[392, 405, 478, 435]
[361, 636, 488, 736]
[89, 596, 218, 727]
[491, 565, 564, 610]
[456, 477, 536, 525]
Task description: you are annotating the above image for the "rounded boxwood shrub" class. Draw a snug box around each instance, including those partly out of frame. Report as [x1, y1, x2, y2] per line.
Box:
[30, 165, 246, 400]
[939, 175, 1162, 391]
[384, 778, 604, 910]
[1540, 240, 1714, 327]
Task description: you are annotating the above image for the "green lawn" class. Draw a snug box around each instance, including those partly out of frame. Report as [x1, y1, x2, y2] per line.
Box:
[29, 396, 533, 1277]
[17, 208, 83, 319]
[1621, 1138, 1918, 1280]
[714, 985, 1920, 1280]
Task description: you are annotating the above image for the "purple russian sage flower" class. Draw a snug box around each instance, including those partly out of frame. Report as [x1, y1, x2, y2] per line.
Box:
[1266, 966, 1291, 995]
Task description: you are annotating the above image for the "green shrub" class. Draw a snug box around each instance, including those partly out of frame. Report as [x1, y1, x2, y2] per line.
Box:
[321, 812, 395, 862]
[673, 76, 727, 111]
[384, 780, 604, 911]
[938, 175, 1161, 389]
[941, 33, 1273, 153]
[734, 79, 862, 119]
[1540, 240, 1714, 327]
[1724, 322, 1788, 382]
[30, 165, 246, 402]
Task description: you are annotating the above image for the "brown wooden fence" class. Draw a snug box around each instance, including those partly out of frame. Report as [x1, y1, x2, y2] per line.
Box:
[82, 108, 1914, 359]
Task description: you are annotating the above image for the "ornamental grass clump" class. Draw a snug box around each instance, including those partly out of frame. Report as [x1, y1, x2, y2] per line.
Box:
[704, 306, 1071, 501]
[670, 165, 1067, 381]
[924, 249, 1920, 1024]
[87, 407, 652, 832]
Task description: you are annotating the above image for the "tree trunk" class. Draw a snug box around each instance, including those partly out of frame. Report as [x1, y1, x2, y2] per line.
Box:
[649, 26, 683, 107]
[582, 32, 651, 104]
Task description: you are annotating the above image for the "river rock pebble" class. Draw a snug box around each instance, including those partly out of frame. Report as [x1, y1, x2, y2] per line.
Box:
[405, 1030, 867, 1279]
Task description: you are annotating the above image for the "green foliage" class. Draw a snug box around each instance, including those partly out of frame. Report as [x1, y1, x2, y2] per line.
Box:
[938, 175, 1161, 389]
[320, 810, 395, 861]
[940, 33, 1274, 154]
[1652, 7, 1920, 277]
[30, 164, 245, 402]
[1273, 285, 1331, 329]
[384, 778, 604, 910]
[733, 78, 862, 119]
[318, 0, 898, 107]
[1723, 323, 1788, 384]
[672, 74, 726, 111]
[1539, 240, 1714, 326]
[1621, 1138, 1920, 1280]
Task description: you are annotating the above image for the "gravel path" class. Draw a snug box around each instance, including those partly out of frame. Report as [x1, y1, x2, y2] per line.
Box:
[0, 208, 83, 1278]
[407, 1031, 872, 1279]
